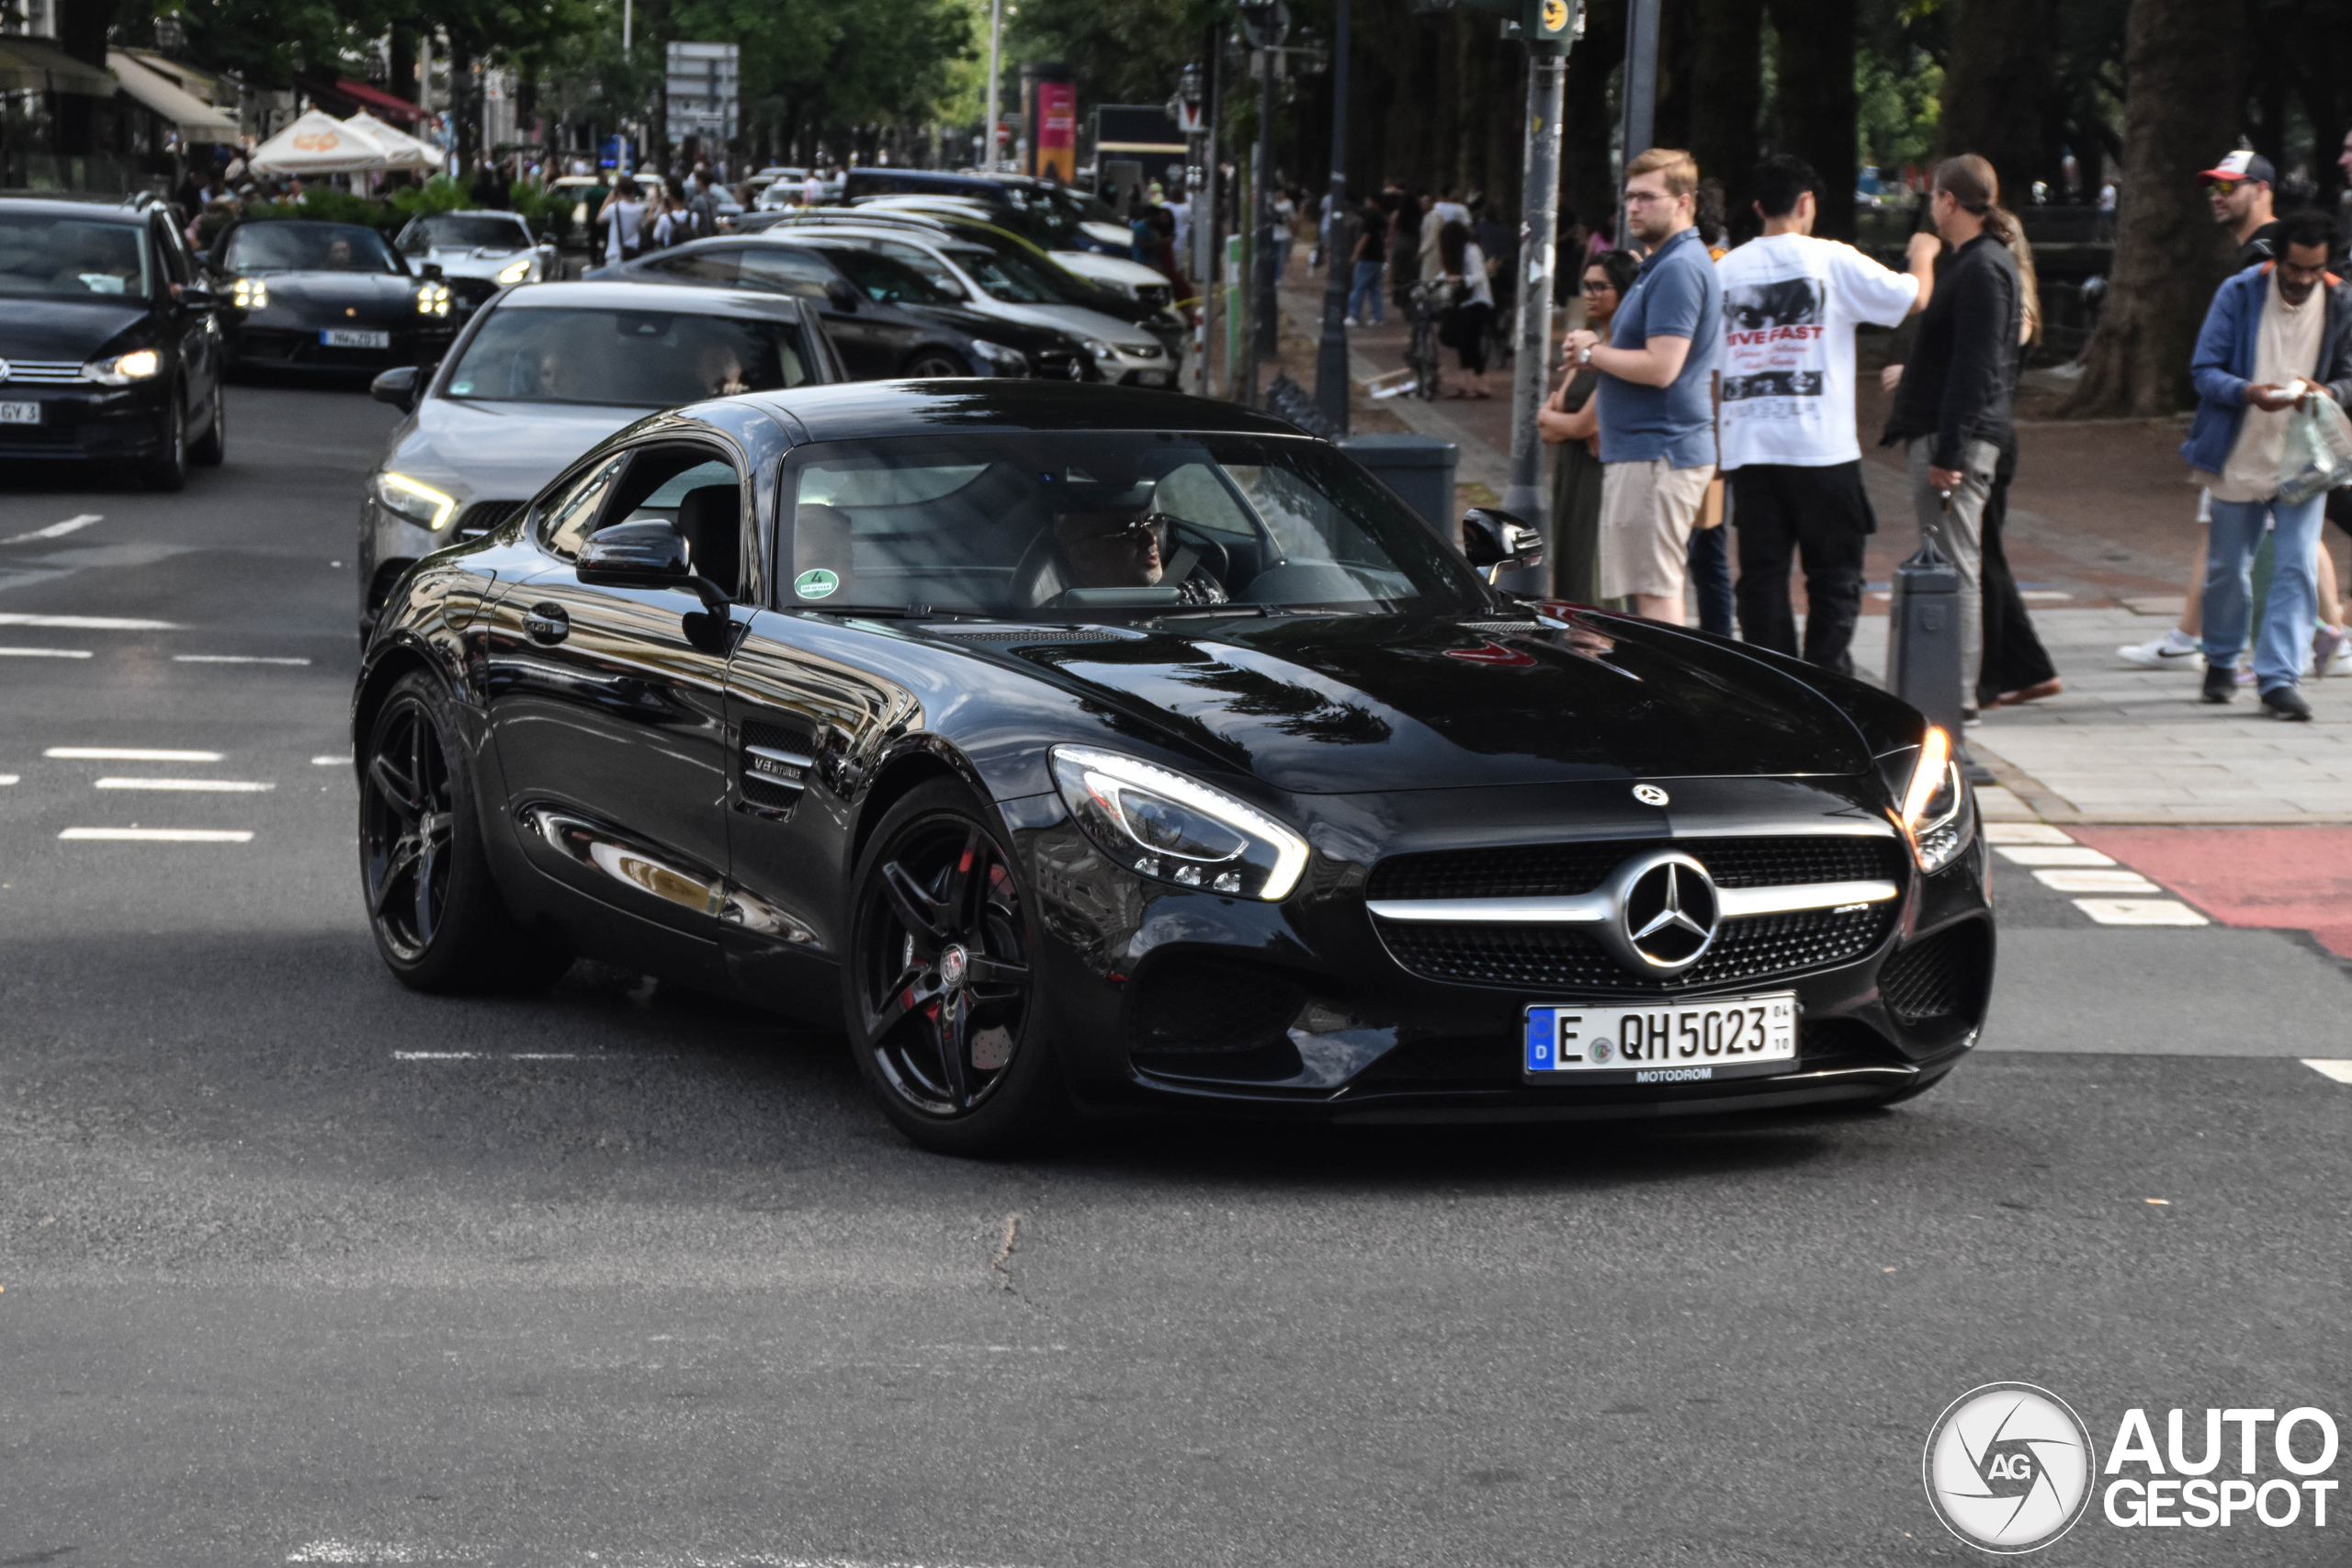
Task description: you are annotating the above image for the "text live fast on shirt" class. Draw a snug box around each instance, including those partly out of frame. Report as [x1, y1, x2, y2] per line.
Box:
[1713, 231, 1921, 471]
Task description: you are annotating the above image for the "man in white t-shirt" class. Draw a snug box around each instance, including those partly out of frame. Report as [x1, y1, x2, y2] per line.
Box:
[1716, 153, 1940, 672]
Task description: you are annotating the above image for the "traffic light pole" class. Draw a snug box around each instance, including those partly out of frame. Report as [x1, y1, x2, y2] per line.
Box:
[1494, 51, 1564, 592]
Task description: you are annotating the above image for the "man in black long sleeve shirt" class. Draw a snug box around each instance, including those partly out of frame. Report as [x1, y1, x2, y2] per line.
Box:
[1883, 158, 2023, 709]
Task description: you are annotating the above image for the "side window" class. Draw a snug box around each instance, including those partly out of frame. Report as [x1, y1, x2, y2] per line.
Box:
[601, 446, 748, 599]
[876, 241, 960, 295]
[738, 247, 839, 299]
[1153, 463, 1258, 539]
[540, 454, 629, 558]
[650, 247, 741, 284]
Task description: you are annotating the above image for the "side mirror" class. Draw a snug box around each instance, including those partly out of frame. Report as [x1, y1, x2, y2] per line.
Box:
[177, 283, 216, 310]
[1461, 507, 1545, 580]
[824, 277, 860, 311]
[578, 519, 691, 583]
[369, 365, 419, 412]
[420, 262, 445, 281]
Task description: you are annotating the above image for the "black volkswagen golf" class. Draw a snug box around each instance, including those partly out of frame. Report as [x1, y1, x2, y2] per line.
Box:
[355, 382, 1993, 1154]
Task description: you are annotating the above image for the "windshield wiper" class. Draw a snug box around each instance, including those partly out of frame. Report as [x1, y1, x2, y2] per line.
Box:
[809, 604, 940, 619]
[1150, 603, 1271, 622]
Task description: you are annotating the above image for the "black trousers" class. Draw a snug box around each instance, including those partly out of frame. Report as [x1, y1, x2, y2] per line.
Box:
[1730, 461, 1871, 675]
[1977, 446, 2058, 703]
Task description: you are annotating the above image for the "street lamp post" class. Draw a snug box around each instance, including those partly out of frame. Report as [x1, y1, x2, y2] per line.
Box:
[984, 0, 1004, 173]
[1238, 3, 1289, 407]
[1312, 0, 1351, 433]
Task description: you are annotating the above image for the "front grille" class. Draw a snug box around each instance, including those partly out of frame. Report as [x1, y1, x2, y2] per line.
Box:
[1878, 920, 1990, 1025]
[454, 499, 526, 539]
[1377, 904, 1896, 993]
[1128, 957, 1306, 1055]
[1029, 351, 1089, 381]
[1367, 834, 1905, 901]
[0, 359, 83, 385]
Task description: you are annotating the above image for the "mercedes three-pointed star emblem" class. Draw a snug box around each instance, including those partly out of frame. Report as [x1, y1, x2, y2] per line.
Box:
[1601, 851, 1721, 973]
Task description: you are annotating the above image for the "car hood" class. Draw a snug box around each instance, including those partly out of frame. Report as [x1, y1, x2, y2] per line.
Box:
[0, 297, 149, 360]
[250, 271, 422, 320]
[1051, 251, 1170, 288]
[380, 396, 650, 502]
[988, 610, 1873, 793]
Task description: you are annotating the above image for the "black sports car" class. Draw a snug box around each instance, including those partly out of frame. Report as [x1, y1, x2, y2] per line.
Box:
[207, 219, 458, 373]
[354, 382, 1993, 1154]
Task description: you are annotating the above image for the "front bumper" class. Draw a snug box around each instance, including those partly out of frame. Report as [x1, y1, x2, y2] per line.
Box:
[228, 316, 457, 370]
[1008, 778, 1995, 1122]
[0, 381, 173, 461]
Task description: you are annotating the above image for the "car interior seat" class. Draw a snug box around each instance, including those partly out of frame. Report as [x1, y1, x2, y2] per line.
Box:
[673, 484, 741, 596]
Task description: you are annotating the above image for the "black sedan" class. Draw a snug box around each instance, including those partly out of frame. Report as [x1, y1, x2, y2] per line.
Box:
[0, 194, 226, 489]
[207, 219, 458, 374]
[586, 236, 1094, 381]
[353, 382, 1993, 1154]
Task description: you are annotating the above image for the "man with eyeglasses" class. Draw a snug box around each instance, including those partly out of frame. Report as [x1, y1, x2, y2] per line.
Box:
[2182, 209, 2352, 720]
[1053, 508, 1227, 604]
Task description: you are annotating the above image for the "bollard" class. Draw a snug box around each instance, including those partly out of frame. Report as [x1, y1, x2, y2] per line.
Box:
[1339, 433, 1459, 530]
[1884, 534, 1964, 741]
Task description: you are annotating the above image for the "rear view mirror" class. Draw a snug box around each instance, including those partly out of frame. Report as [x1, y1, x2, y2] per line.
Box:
[1461, 507, 1545, 581]
[369, 365, 419, 412]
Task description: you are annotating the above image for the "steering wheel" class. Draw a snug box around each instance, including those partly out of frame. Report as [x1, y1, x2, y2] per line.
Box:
[1151, 513, 1230, 588]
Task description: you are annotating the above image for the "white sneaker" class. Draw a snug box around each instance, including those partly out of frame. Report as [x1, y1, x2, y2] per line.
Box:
[2118, 634, 2200, 669]
[2314, 624, 2351, 677]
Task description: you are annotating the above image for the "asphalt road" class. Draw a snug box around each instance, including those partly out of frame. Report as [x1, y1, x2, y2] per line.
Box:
[1, 385, 2346, 1567]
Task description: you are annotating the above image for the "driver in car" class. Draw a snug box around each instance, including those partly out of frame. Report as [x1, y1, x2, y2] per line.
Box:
[1054, 507, 1227, 604]
[324, 235, 357, 269]
[696, 338, 750, 397]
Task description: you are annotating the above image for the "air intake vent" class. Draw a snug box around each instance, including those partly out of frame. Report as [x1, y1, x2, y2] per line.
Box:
[740, 718, 818, 814]
[1878, 920, 1991, 1026]
[931, 626, 1131, 645]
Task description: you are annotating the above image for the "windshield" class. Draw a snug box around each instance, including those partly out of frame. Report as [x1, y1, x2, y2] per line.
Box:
[224, 222, 402, 275]
[965, 199, 1084, 252]
[401, 215, 531, 253]
[1034, 185, 1122, 228]
[442, 306, 816, 406]
[944, 244, 1063, 304]
[809, 244, 956, 306]
[780, 432, 1485, 619]
[0, 214, 150, 299]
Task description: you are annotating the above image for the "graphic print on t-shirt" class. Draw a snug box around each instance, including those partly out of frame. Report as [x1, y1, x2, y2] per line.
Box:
[1722, 277, 1826, 406]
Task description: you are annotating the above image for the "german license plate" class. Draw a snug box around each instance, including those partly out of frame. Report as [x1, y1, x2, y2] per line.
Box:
[0, 402, 39, 424]
[322, 329, 390, 349]
[1523, 992, 1797, 1084]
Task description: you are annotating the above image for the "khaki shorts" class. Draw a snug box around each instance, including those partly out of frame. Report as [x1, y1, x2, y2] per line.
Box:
[1600, 457, 1717, 600]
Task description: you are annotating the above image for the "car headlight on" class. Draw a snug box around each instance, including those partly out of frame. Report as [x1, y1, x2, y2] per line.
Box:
[416, 282, 451, 316]
[374, 470, 458, 532]
[967, 339, 1028, 377]
[496, 256, 532, 285]
[1894, 726, 1973, 873]
[231, 276, 267, 310]
[1118, 341, 1162, 359]
[1049, 744, 1308, 901]
[1080, 337, 1119, 361]
[80, 347, 163, 385]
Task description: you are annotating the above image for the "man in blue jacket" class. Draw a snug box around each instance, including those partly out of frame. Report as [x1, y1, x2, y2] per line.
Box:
[2184, 209, 2352, 719]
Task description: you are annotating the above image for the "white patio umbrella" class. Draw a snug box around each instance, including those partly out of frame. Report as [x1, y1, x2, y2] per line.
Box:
[246, 107, 397, 175]
[343, 110, 439, 172]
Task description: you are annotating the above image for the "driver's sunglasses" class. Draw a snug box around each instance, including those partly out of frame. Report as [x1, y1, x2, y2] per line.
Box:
[2203, 178, 2246, 195]
[1086, 514, 1167, 547]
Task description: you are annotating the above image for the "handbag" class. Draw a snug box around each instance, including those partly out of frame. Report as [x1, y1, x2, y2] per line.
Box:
[2277, 392, 2352, 505]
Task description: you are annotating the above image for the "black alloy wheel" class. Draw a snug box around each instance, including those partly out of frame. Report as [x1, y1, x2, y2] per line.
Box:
[902, 349, 972, 378]
[360, 671, 570, 992]
[191, 376, 226, 467]
[846, 780, 1062, 1154]
[142, 382, 188, 491]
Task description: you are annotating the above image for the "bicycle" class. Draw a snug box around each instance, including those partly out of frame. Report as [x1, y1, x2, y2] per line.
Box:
[1406, 277, 1461, 401]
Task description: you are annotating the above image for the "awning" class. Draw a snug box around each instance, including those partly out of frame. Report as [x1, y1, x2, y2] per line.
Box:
[108, 50, 241, 140]
[298, 75, 424, 125]
[0, 37, 114, 96]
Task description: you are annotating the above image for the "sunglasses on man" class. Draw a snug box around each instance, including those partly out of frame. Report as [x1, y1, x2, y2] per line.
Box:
[2202, 178, 2247, 195]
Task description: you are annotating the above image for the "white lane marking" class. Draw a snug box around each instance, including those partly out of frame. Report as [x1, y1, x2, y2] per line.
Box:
[1996, 845, 2116, 867]
[59, 828, 254, 842]
[2073, 897, 2208, 926]
[47, 747, 223, 761]
[0, 774, 17, 785]
[393, 1052, 611, 1061]
[285, 1544, 463, 1565]
[0, 613, 179, 629]
[2303, 1059, 2352, 1085]
[311, 755, 347, 766]
[95, 777, 275, 792]
[174, 654, 312, 666]
[2033, 868, 2161, 894]
[1984, 822, 2074, 845]
[0, 513, 101, 545]
[0, 647, 91, 658]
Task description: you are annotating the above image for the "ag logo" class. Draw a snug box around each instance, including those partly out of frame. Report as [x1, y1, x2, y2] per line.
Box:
[1923, 1382, 2095, 1554]
[794, 568, 840, 600]
[1539, 0, 1569, 30]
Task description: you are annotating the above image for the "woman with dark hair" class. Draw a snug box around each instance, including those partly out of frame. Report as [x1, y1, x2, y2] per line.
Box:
[1540, 248, 1643, 601]
[1437, 220, 1494, 399]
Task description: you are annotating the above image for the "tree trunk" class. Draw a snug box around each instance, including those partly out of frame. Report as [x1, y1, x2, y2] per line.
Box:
[1688, 0, 1763, 231]
[2061, 0, 2245, 416]
[390, 29, 419, 106]
[1770, 0, 1856, 241]
[1938, 0, 2057, 207]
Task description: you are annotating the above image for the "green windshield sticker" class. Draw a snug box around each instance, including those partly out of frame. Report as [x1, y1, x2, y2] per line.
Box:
[795, 568, 841, 600]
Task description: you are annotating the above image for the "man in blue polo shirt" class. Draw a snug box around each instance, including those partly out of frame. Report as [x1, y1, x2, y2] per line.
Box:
[1564, 147, 1720, 623]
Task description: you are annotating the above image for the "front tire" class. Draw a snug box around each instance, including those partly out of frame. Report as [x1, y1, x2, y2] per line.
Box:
[842, 779, 1067, 1156]
[360, 671, 571, 993]
[141, 383, 188, 491]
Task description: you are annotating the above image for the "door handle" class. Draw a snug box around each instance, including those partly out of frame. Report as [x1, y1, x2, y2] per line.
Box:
[522, 603, 570, 644]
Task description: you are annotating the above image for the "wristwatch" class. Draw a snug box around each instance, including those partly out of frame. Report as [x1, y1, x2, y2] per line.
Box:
[1578, 342, 1594, 366]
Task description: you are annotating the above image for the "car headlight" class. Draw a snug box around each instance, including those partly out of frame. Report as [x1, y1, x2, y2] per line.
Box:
[375, 470, 458, 532]
[1080, 337, 1119, 361]
[231, 276, 267, 310]
[1049, 744, 1308, 901]
[1894, 726, 1973, 874]
[80, 347, 163, 385]
[416, 282, 451, 316]
[496, 256, 532, 285]
[967, 339, 1028, 376]
[1118, 341, 1162, 359]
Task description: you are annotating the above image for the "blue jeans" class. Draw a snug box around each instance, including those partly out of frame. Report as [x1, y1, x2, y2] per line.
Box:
[1687, 522, 1734, 636]
[1348, 260, 1385, 323]
[2205, 492, 2325, 691]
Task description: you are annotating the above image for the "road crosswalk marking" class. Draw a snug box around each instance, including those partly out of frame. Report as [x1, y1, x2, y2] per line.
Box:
[94, 777, 274, 792]
[0, 613, 178, 629]
[46, 747, 223, 761]
[2073, 897, 2209, 926]
[2303, 1059, 2352, 1084]
[58, 828, 254, 842]
[0, 647, 91, 659]
[173, 655, 312, 666]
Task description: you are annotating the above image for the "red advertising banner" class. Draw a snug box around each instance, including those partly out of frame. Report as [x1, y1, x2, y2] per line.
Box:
[1035, 78, 1076, 182]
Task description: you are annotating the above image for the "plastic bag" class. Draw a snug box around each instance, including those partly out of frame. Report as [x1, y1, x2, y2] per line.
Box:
[2278, 391, 2352, 504]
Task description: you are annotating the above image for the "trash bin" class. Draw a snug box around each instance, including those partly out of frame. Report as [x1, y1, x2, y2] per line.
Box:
[1339, 433, 1458, 532]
